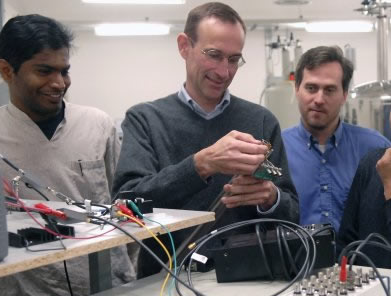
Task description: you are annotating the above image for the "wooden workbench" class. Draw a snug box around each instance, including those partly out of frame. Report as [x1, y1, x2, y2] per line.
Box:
[0, 203, 215, 293]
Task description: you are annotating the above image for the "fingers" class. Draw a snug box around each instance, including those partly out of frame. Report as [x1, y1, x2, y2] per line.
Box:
[377, 148, 391, 168]
[376, 148, 391, 199]
[221, 177, 277, 209]
[229, 130, 268, 155]
[230, 130, 261, 145]
[194, 130, 271, 178]
[222, 192, 264, 208]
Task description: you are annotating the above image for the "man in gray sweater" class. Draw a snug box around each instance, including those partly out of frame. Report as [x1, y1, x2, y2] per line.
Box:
[113, 2, 299, 278]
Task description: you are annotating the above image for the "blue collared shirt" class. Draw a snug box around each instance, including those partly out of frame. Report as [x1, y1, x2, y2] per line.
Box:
[282, 120, 391, 232]
[178, 84, 230, 120]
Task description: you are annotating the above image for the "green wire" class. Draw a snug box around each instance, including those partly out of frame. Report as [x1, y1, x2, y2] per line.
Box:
[128, 200, 177, 296]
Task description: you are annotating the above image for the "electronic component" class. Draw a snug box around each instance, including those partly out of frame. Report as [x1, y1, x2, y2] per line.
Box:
[115, 191, 153, 216]
[253, 139, 282, 180]
[211, 224, 335, 283]
[111, 199, 145, 225]
[59, 208, 89, 223]
[9, 224, 75, 248]
[132, 197, 153, 216]
[33, 203, 67, 220]
[279, 266, 388, 296]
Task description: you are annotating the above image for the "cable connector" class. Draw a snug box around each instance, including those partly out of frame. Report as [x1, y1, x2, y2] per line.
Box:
[340, 255, 348, 283]
[33, 203, 67, 220]
[111, 199, 145, 225]
[253, 139, 283, 181]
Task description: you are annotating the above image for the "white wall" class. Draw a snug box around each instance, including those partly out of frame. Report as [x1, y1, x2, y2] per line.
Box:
[3, 1, 17, 21]
[68, 29, 266, 120]
[68, 29, 382, 121]
[0, 0, 386, 121]
[295, 31, 379, 86]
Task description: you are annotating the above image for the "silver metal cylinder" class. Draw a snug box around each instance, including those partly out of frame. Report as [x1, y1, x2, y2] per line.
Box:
[377, 4, 389, 81]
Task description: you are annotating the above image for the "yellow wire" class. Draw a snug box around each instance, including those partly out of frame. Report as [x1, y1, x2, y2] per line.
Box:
[117, 211, 172, 296]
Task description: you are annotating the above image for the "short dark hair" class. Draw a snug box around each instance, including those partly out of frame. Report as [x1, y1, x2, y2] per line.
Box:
[184, 2, 246, 42]
[0, 14, 74, 73]
[295, 46, 354, 93]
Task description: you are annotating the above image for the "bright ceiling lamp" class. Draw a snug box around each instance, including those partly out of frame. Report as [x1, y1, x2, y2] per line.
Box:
[305, 21, 373, 33]
[285, 22, 307, 29]
[82, 0, 185, 4]
[95, 23, 170, 36]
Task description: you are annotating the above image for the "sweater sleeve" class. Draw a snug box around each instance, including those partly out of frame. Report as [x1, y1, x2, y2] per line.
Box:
[112, 106, 208, 207]
[104, 116, 121, 197]
[261, 110, 300, 223]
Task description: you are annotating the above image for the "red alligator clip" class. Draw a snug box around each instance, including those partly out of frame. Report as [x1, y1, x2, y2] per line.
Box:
[34, 203, 67, 220]
[118, 204, 145, 225]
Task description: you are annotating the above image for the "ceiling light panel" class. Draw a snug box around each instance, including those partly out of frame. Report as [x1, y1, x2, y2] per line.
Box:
[82, 0, 185, 4]
[305, 21, 374, 33]
[95, 23, 170, 36]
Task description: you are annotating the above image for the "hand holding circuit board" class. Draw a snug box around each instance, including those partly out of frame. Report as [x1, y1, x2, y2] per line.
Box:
[252, 139, 282, 181]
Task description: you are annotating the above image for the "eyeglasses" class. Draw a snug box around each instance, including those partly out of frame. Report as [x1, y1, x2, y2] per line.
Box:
[200, 48, 246, 68]
[188, 37, 246, 68]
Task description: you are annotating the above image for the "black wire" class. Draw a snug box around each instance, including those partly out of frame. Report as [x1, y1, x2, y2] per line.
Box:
[0, 154, 19, 171]
[282, 225, 311, 279]
[341, 240, 391, 262]
[175, 218, 316, 296]
[184, 220, 261, 290]
[90, 215, 206, 296]
[176, 222, 257, 295]
[63, 260, 74, 296]
[280, 225, 299, 276]
[339, 233, 391, 267]
[351, 233, 391, 267]
[346, 250, 390, 296]
[88, 219, 107, 226]
[46, 218, 74, 296]
[30, 186, 50, 201]
[255, 223, 274, 280]
[175, 220, 313, 296]
[276, 226, 290, 280]
[293, 227, 312, 278]
[337, 233, 391, 296]
[292, 224, 334, 273]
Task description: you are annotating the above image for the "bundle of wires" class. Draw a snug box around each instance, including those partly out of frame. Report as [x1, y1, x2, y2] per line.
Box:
[91, 213, 207, 296]
[174, 218, 319, 296]
[339, 233, 391, 296]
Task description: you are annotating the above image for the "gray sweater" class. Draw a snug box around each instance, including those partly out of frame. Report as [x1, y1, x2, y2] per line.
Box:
[113, 94, 299, 277]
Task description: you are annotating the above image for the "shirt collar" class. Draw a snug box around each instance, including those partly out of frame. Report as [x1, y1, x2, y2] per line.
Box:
[178, 83, 230, 120]
[8, 100, 68, 124]
[298, 119, 342, 149]
[7, 101, 33, 122]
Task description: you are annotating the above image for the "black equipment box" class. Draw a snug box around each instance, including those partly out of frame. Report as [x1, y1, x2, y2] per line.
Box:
[211, 224, 335, 283]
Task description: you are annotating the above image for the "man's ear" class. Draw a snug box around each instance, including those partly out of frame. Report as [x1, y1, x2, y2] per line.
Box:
[342, 90, 348, 103]
[177, 33, 191, 59]
[0, 59, 14, 83]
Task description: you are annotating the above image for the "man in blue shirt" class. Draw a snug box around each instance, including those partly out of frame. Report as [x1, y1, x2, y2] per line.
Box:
[282, 46, 390, 232]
